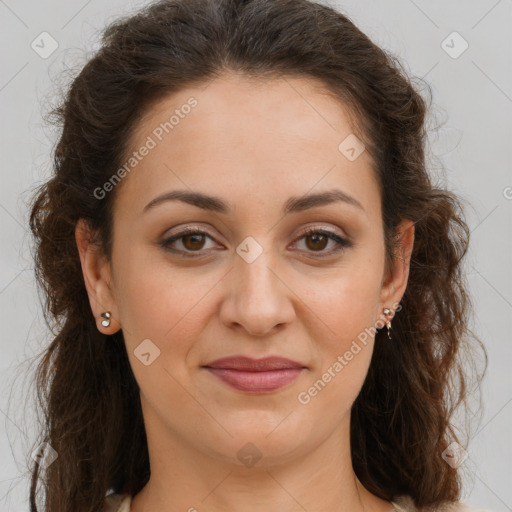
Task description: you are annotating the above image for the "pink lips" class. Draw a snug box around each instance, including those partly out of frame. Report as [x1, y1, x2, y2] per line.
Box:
[202, 356, 307, 393]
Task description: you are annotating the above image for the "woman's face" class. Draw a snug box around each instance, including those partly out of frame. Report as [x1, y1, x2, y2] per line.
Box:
[78, 72, 413, 467]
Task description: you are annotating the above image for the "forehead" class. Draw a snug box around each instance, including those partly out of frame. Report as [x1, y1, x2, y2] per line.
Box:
[114, 72, 380, 221]
[130, 72, 361, 155]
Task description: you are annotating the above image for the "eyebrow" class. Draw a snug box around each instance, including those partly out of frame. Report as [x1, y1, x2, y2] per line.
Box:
[142, 188, 365, 216]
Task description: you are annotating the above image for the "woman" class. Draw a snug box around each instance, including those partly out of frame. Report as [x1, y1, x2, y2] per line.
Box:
[27, 0, 489, 511]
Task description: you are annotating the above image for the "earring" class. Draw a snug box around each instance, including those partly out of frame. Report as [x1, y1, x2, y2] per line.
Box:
[100, 311, 111, 327]
[382, 307, 392, 340]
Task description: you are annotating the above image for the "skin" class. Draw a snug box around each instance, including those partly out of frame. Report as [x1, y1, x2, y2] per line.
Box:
[76, 72, 414, 512]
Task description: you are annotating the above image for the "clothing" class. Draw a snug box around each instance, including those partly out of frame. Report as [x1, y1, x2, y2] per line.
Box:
[104, 493, 130, 512]
[103, 492, 494, 512]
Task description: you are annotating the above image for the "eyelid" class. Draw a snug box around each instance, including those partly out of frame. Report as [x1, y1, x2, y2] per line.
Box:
[158, 226, 220, 255]
[290, 225, 352, 256]
[159, 223, 352, 257]
[293, 223, 346, 240]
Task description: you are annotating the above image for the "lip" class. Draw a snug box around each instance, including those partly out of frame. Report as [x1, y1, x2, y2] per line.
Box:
[202, 356, 307, 393]
[204, 356, 306, 371]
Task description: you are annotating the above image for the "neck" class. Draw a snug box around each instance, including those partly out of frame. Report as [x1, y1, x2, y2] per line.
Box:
[130, 404, 393, 512]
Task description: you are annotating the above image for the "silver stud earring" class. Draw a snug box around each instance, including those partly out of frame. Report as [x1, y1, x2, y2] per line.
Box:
[382, 308, 392, 340]
[100, 311, 111, 327]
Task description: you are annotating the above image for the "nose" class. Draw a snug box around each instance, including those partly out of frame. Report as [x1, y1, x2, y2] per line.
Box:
[218, 245, 295, 337]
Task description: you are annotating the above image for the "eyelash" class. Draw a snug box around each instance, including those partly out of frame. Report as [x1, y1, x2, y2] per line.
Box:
[159, 226, 352, 258]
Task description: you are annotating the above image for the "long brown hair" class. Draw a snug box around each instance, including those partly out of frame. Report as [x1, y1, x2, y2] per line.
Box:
[25, 0, 487, 510]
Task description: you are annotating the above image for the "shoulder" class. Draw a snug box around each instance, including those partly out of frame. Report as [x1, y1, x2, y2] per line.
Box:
[103, 493, 132, 512]
[102, 493, 493, 512]
[392, 494, 495, 512]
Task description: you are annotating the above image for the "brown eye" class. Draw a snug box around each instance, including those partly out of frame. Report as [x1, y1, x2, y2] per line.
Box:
[160, 228, 217, 256]
[159, 226, 352, 259]
[293, 228, 352, 258]
[304, 232, 329, 251]
[181, 233, 207, 251]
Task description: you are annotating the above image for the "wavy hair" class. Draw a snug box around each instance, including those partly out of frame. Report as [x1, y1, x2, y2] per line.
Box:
[25, 0, 487, 510]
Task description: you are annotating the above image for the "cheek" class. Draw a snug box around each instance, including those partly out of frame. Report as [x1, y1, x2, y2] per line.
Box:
[300, 262, 383, 347]
[294, 256, 382, 405]
[113, 256, 210, 402]
[297, 275, 379, 417]
[113, 248, 219, 353]
[328, 278, 382, 346]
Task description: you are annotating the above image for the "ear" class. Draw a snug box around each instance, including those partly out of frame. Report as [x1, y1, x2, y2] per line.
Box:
[75, 219, 121, 334]
[378, 218, 415, 322]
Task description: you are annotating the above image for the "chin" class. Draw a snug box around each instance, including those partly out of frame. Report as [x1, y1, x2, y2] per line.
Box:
[206, 421, 312, 466]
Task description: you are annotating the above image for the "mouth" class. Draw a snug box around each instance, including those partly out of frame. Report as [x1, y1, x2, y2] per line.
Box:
[201, 356, 308, 393]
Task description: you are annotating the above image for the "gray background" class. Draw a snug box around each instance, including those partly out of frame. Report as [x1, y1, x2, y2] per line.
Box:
[1, 0, 511, 510]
